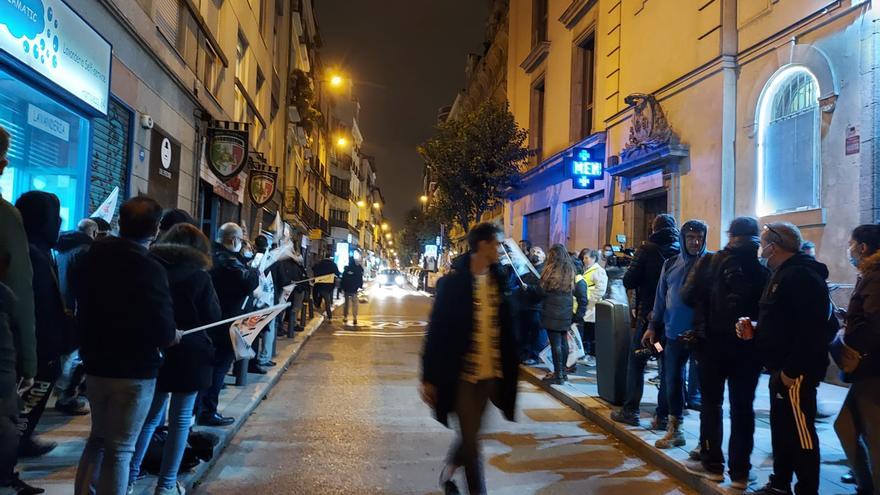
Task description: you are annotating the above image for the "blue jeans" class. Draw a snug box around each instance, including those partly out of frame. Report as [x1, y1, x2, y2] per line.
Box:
[130, 390, 197, 490]
[75, 376, 155, 495]
[258, 318, 276, 363]
[623, 320, 668, 417]
[663, 338, 690, 418]
[687, 353, 702, 407]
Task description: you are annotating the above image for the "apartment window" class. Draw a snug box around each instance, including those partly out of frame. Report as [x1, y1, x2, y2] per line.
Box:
[530, 79, 545, 163]
[236, 33, 248, 81]
[155, 0, 198, 70]
[203, 41, 221, 97]
[331, 176, 348, 195]
[256, 68, 266, 100]
[578, 34, 595, 138]
[330, 208, 347, 223]
[757, 66, 820, 216]
[532, 0, 548, 46]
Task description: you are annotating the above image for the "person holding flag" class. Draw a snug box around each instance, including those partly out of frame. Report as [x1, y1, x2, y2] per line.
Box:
[199, 223, 259, 427]
[312, 255, 339, 320]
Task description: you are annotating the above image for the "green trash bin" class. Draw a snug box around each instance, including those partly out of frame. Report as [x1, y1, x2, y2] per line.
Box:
[595, 300, 631, 405]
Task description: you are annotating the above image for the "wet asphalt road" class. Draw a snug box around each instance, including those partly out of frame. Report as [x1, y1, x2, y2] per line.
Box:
[197, 284, 691, 495]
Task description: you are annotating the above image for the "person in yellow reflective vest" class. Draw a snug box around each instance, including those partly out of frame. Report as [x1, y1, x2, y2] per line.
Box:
[577, 249, 608, 367]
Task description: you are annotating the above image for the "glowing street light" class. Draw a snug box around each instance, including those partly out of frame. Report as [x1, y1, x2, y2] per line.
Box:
[385, 233, 392, 239]
[419, 195, 428, 204]
[329, 73, 345, 88]
[356, 200, 366, 208]
[336, 136, 349, 148]
[381, 223, 389, 231]
[373, 202, 381, 209]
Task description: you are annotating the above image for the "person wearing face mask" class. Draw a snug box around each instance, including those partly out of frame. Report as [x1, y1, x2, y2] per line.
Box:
[198, 222, 259, 427]
[740, 222, 830, 495]
[832, 224, 880, 495]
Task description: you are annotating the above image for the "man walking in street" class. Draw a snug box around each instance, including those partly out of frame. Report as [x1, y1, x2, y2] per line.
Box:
[312, 254, 339, 320]
[612, 214, 680, 427]
[341, 256, 364, 326]
[743, 222, 831, 495]
[682, 217, 770, 488]
[0, 126, 43, 495]
[72, 196, 179, 495]
[199, 222, 260, 426]
[643, 220, 708, 450]
[421, 223, 519, 495]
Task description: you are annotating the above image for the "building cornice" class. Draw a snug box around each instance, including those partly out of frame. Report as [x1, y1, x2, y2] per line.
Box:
[558, 0, 598, 30]
[519, 41, 551, 74]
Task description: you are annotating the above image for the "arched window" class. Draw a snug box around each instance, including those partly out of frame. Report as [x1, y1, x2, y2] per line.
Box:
[757, 66, 820, 216]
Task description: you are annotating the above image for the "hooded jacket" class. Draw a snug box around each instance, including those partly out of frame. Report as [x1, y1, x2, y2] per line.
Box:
[841, 251, 880, 382]
[0, 196, 36, 378]
[683, 236, 769, 344]
[16, 191, 72, 364]
[55, 230, 93, 310]
[649, 220, 708, 340]
[151, 243, 221, 393]
[624, 227, 681, 320]
[340, 263, 364, 294]
[756, 253, 831, 380]
[268, 248, 308, 302]
[422, 253, 518, 426]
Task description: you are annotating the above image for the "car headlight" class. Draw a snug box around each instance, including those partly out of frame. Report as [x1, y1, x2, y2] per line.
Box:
[395, 275, 405, 285]
[378, 275, 388, 284]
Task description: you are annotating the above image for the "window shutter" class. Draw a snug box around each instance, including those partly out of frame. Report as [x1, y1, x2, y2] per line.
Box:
[156, 0, 181, 45]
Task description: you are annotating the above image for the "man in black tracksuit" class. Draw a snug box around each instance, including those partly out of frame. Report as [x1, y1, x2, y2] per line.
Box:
[612, 214, 680, 426]
[745, 222, 830, 495]
[682, 217, 770, 487]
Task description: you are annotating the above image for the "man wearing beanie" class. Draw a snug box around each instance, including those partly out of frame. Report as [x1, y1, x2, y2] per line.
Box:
[643, 219, 709, 450]
[681, 217, 770, 489]
[612, 214, 680, 426]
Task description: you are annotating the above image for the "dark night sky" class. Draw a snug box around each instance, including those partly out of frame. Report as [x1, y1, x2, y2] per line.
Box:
[316, 0, 489, 227]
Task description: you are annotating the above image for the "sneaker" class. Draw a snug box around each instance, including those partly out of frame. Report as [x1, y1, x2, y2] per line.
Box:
[842, 470, 856, 484]
[610, 409, 640, 427]
[687, 461, 725, 482]
[55, 395, 90, 415]
[744, 483, 792, 495]
[584, 355, 596, 367]
[730, 472, 757, 491]
[3, 472, 44, 494]
[154, 481, 186, 495]
[647, 374, 662, 387]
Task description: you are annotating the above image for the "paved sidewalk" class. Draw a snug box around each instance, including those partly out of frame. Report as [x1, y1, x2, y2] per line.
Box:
[523, 361, 853, 495]
[17, 306, 333, 495]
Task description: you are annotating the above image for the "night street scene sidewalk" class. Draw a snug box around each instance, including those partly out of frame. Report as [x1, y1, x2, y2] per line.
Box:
[2, 1, 880, 494]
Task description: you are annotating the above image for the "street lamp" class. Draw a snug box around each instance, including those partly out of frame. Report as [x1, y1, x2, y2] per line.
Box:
[329, 74, 344, 88]
[356, 200, 366, 208]
[385, 233, 392, 239]
[336, 136, 349, 148]
[373, 202, 380, 209]
[419, 195, 428, 204]
[381, 222, 389, 231]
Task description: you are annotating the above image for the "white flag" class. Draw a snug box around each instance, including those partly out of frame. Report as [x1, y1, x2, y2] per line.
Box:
[228, 303, 289, 360]
[281, 283, 296, 303]
[91, 186, 119, 224]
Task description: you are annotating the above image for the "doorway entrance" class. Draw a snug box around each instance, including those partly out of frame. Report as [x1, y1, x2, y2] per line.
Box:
[634, 193, 668, 247]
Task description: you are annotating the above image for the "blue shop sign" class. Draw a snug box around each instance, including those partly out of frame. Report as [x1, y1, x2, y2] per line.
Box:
[1, 0, 111, 114]
[566, 148, 604, 190]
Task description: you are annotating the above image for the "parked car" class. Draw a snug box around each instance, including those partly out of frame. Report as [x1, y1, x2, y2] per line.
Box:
[377, 269, 405, 287]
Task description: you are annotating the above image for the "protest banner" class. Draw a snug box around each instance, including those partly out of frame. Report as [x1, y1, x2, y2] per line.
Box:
[181, 302, 290, 360]
[314, 273, 336, 284]
[501, 238, 539, 278]
[91, 186, 119, 224]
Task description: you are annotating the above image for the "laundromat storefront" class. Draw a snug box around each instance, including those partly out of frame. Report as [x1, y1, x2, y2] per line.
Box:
[0, 0, 112, 230]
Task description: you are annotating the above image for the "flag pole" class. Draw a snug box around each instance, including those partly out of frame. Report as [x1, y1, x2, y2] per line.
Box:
[181, 302, 290, 336]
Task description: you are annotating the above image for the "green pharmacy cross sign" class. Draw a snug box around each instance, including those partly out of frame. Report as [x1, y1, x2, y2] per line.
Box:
[566, 148, 603, 190]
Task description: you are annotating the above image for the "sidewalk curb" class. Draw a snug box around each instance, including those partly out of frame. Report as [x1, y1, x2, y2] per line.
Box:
[179, 311, 329, 493]
[521, 366, 728, 495]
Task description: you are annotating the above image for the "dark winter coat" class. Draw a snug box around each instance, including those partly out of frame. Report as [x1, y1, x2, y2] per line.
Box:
[268, 255, 307, 302]
[574, 274, 588, 323]
[422, 254, 518, 426]
[682, 239, 769, 344]
[756, 253, 831, 381]
[72, 237, 177, 379]
[340, 264, 364, 294]
[0, 283, 19, 417]
[517, 271, 542, 313]
[0, 196, 36, 378]
[624, 227, 681, 321]
[55, 231, 92, 311]
[540, 288, 574, 332]
[16, 191, 73, 365]
[151, 244, 221, 393]
[842, 251, 880, 382]
[210, 246, 259, 351]
[312, 258, 339, 292]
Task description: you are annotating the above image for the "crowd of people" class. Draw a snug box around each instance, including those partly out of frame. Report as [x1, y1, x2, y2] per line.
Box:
[0, 125, 350, 495]
[423, 215, 879, 495]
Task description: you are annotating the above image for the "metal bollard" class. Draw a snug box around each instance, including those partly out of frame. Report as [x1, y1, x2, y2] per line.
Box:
[234, 358, 248, 386]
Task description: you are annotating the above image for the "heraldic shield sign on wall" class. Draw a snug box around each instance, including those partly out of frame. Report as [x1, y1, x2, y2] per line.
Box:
[207, 121, 251, 180]
[248, 153, 278, 207]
